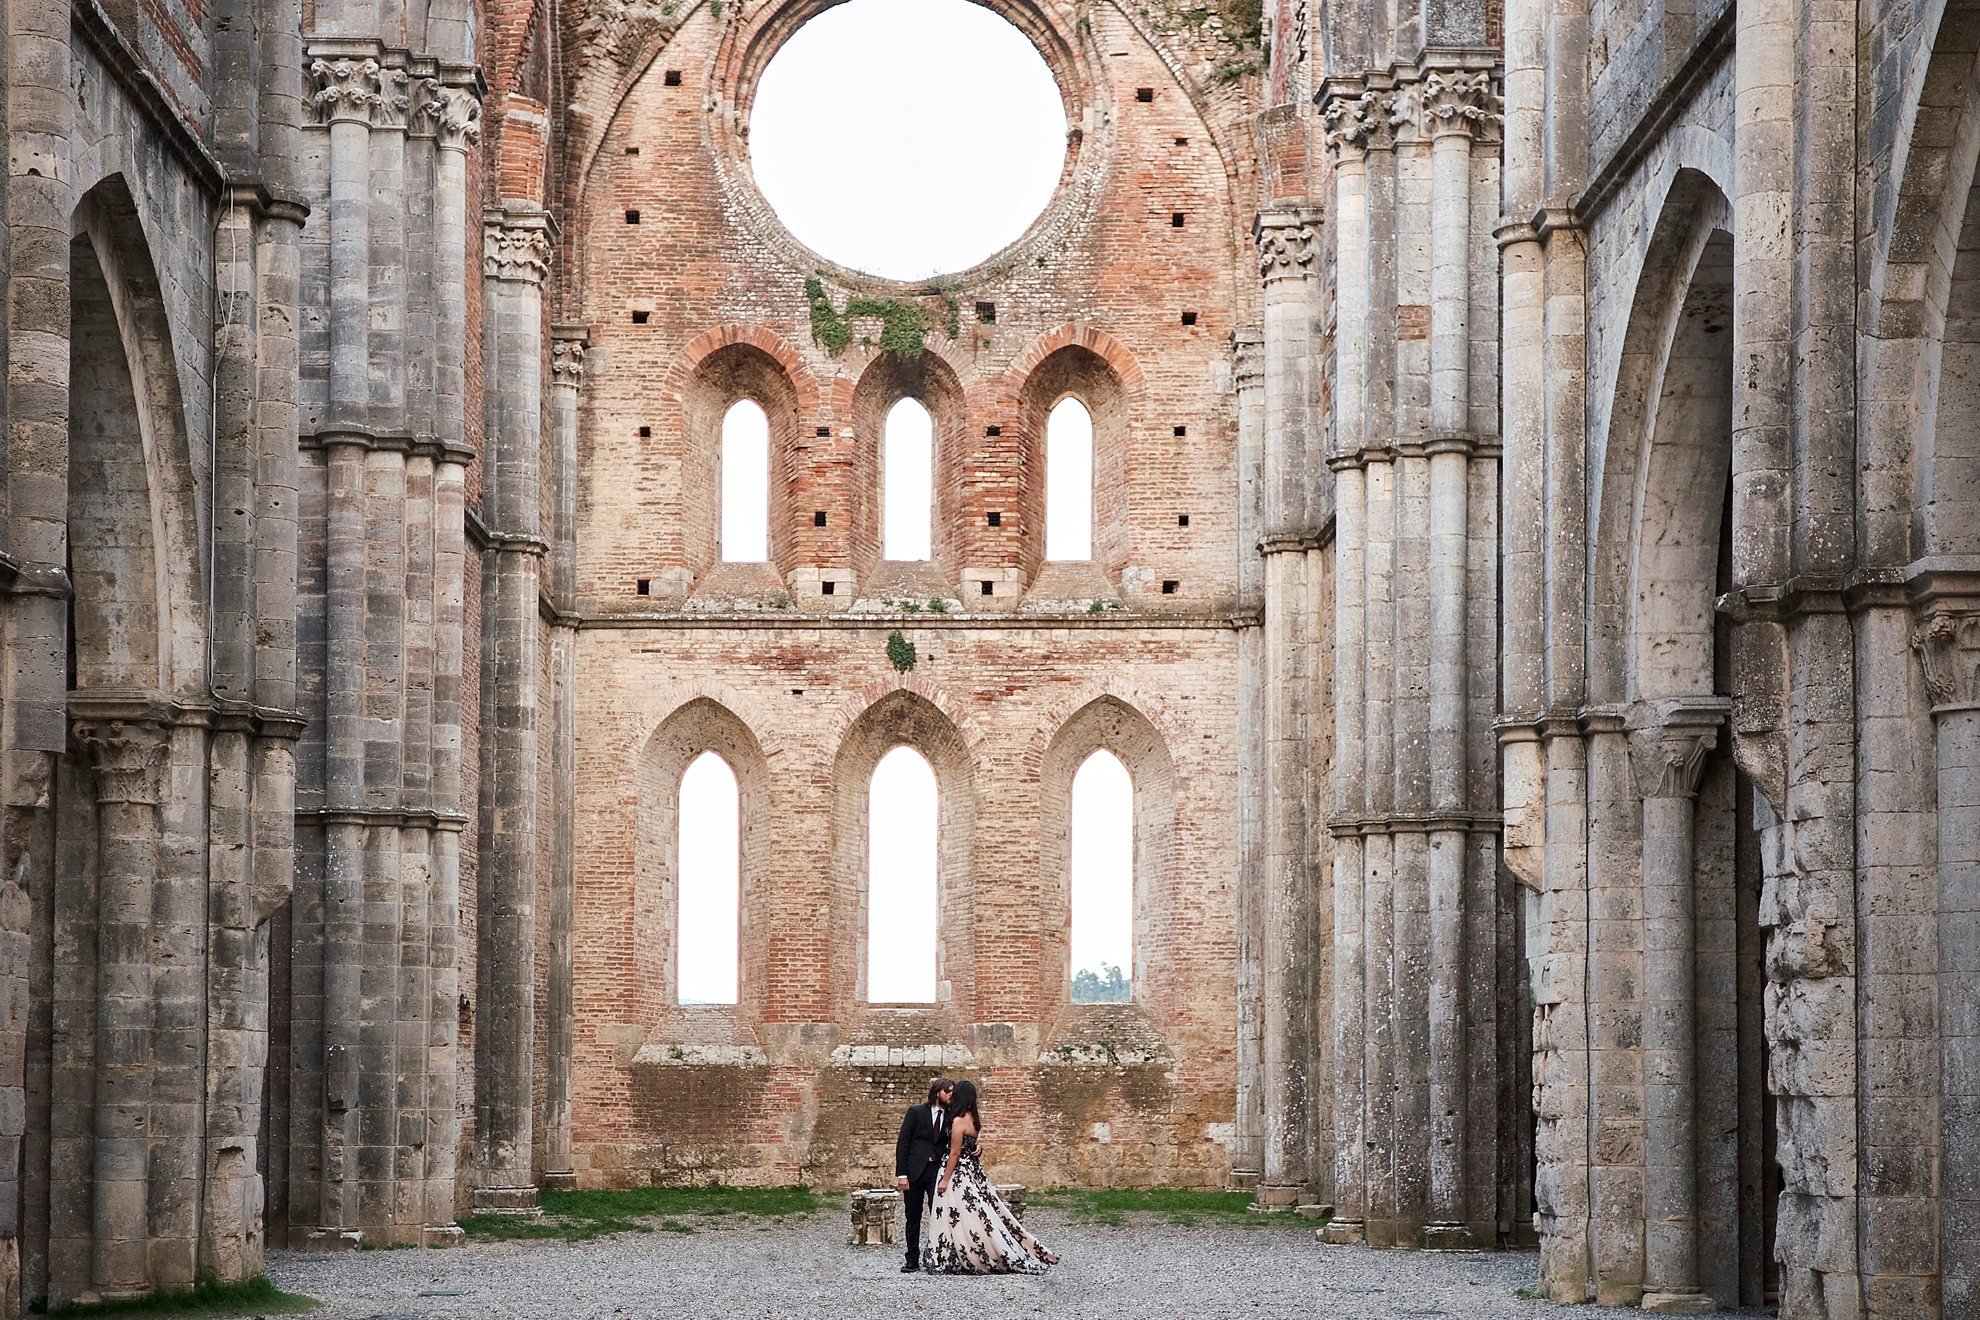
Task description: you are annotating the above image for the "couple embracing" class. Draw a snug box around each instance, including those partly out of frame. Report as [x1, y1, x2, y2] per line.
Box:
[893, 1077, 1058, 1275]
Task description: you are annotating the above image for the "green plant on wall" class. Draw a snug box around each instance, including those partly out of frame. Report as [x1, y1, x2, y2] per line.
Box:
[805, 276, 941, 359]
[886, 630, 918, 673]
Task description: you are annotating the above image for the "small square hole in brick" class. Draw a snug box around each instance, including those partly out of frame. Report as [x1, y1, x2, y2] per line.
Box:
[1174, 136, 1189, 146]
[625, 209, 641, 224]
[1174, 425, 1187, 437]
[1181, 311, 1198, 326]
[631, 310, 650, 324]
[814, 510, 828, 527]
[664, 69, 682, 86]
[636, 579, 652, 596]
[624, 145, 640, 155]
[638, 426, 652, 438]
[1178, 514, 1190, 527]
[1172, 212, 1186, 227]
[1162, 580, 1179, 594]
[987, 511, 1002, 527]
[976, 301, 997, 323]
[981, 580, 995, 596]
[816, 426, 831, 437]
[821, 580, 836, 596]
[1136, 87, 1154, 102]
[986, 425, 1001, 437]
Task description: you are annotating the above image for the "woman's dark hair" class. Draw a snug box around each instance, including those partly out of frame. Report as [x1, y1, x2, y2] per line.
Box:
[949, 1078, 982, 1132]
[925, 1077, 954, 1106]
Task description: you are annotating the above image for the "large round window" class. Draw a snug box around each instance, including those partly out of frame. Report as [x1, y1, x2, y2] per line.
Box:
[748, 0, 1069, 282]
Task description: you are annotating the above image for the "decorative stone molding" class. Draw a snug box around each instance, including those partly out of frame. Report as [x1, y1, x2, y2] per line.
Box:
[373, 63, 412, 129]
[551, 336, 588, 390]
[1629, 697, 1730, 800]
[1419, 70, 1501, 139]
[435, 86, 483, 152]
[1913, 603, 1980, 714]
[74, 719, 171, 805]
[309, 57, 385, 124]
[1320, 88, 1389, 155]
[408, 77, 444, 138]
[1254, 209, 1322, 284]
[484, 222, 552, 285]
[1231, 328, 1263, 387]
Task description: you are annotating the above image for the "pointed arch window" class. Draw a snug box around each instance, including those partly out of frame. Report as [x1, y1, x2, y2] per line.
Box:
[867, 744, 938, 1002]
[1069, 748, 1132, 1002]
[1045, 396, 1093, 561]
[677, 751, 740, 1004]
[721, 399, 769, 562]
[883, 398, 933, 561]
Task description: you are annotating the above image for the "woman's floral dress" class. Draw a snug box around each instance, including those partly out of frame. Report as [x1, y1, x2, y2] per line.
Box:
[921, 1133, 1059, 1274]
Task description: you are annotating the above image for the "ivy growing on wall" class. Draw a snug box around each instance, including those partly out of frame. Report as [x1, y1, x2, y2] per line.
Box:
[886, 630, 918, 673]
[805, 275, 954, 358]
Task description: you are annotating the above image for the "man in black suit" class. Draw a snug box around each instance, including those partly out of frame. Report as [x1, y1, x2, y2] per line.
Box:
[893, 1076, 956, 1272]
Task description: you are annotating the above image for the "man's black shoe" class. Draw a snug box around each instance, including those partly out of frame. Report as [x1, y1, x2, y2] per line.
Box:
[900, 1263, 920, 1273]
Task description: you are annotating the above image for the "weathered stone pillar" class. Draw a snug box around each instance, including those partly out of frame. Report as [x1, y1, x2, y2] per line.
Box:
[1233, 327, 1267, 1184]
[1914, 598, 1980, 1310]
[474, 209, 552, 1209]
[543, 329, 586, 1191]
[72, 716, 171, 1298]
[1632, 702, 1726, 1315]
[1253, 206, 1323, 1210]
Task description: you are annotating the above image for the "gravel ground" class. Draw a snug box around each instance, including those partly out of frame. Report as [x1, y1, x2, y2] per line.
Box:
[268, 1211, 1761, 1320]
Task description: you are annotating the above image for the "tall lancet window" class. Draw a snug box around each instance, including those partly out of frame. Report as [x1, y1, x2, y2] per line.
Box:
[721, 399, 769, 562]
[677, 751, 740, 1004]
[867, 744, 938, 1002]
[1045, 396, 1093, 561]
[1069, 748, 1132, 1002]
[883, 397, 933, 561]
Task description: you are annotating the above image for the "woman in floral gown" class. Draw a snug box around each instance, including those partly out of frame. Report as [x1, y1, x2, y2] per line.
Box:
[921, 1079, 1059, 1274]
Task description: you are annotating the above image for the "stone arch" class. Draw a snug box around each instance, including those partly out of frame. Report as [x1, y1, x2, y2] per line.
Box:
[1012, 341, 1136, 588]
[67, 176, 206, 697]
[842, 350, 968, 595]
[829, 688, 977, 1022]
[1588, 170, 1733, 705]
[633, 698, 776, 1035]
[673, 335, 811, 595]
[1037, 696, 1177, 1019]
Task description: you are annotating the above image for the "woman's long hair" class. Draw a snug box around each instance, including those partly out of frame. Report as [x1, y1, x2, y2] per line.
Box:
[949, 1078, 982, 1132]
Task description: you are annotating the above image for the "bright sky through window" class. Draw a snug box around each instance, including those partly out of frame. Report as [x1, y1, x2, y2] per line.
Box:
[677, 751, 740, 1005]
[748, 0, 1068, 280]
[1045, 396, 1093, 561]
[867, 744, 938, 1003]
[720, 400, 769, 562]
[1070, 749, 1132, 1000]
[883, 398, 933, 561]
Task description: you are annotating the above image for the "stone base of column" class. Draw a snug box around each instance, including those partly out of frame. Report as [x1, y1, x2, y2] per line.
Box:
[422, 1225, 467, 1248]
[470, 1185, 542, 1216]
[1228, 1168, 1263, 1191]
[1318, 1217, 1366, 1244]
[1641, 1289, 1716, 1314]
[1251, 1182, 1306, 1211]
[542, 1169, 578, 1191]
[1423, 1221, 1480, 1250]
[301, 1227, 366, 1252]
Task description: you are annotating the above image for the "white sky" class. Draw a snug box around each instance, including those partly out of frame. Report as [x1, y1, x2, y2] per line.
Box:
[720, 400, 770, 562]
[1069, 749, 1132, 983]
[1045, 397, 1093, 560]
[882, 398, 934, 560]
[748, 0, 1069, 281]
[867, 745, 940, 1001]
[678, 751, 741, 1004]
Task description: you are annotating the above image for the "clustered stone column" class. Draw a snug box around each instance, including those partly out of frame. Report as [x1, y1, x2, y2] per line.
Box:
[1254, 206, 1325, 1211]
[1318, 66, 1503, 1250]
[292, 44, 477, 1249]
[473, 209, 552, 1211]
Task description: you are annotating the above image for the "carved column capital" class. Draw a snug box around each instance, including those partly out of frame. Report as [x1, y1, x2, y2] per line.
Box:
[434, 86, 484, 153]
[373, 63, 412, 130]
[74, 719, 172, 806]
[1319, 87, 1391, 158]
[1254, 208, 1323, 285]
[550, 335, 588, 391]
[484, 220, 552, 285]
[1232, 327, 1264, 388]
[309, 57, 386, 125]
[1913, 603, 1980, 715]
[1630, 697, 1730, 800]
[1419, 70, 1502, 140]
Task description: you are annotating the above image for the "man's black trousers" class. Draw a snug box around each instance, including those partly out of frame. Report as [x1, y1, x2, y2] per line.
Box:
[903, 1165, 939, 1268]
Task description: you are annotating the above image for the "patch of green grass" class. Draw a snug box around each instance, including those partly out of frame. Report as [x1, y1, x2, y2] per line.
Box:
[460, 1184, 818, 1243]
[1028, 1187, 1317, 1228]
[49, 1276, 316, 1318]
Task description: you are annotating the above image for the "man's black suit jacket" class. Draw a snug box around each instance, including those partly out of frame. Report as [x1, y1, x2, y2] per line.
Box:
[895, 1102, 949, 1185]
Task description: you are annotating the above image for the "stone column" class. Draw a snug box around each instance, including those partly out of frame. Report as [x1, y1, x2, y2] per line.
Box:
[1233, 328, 1266, 1185]
[1254, 206, 1323, 1210]
[1914, 599, 1980, 1308]
[543, 329, 586, 1191]
[474, 210, 552, 1209]
[73, 717, 171, 1298]
[1632, 701, 1727, 1315]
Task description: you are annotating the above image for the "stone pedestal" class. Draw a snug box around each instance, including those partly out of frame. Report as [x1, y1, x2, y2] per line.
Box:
[847, 1190, 899, 1245]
